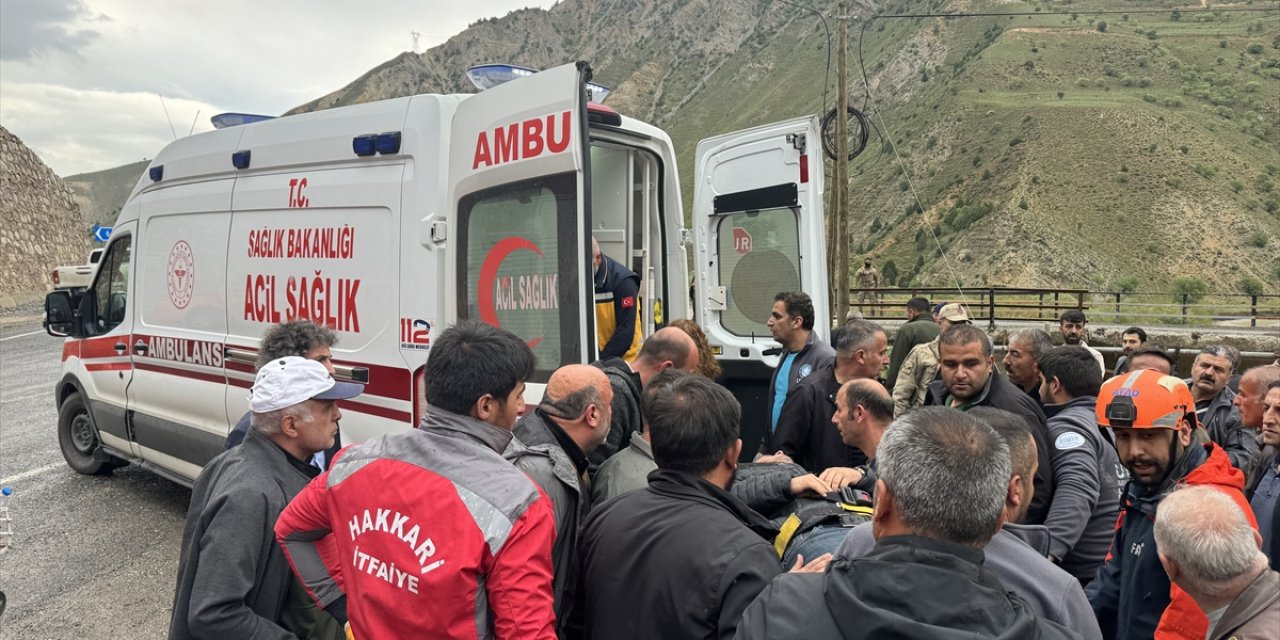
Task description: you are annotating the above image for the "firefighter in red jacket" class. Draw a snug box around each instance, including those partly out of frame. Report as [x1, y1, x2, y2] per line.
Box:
[276, 320, 556, 639]
[1086, 369, 1258, 640]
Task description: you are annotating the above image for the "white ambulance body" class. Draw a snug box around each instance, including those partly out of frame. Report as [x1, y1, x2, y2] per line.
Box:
[45, 63, 828, 486]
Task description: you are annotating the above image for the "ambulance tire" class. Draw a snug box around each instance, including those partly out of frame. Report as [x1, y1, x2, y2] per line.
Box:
[57, 394, 124, 475]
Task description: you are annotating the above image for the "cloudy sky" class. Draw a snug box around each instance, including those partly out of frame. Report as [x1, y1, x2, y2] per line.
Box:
[0, 0, 557, 177]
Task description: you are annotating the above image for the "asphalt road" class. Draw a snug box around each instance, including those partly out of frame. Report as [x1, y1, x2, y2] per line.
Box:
[0, 317, 190, 638]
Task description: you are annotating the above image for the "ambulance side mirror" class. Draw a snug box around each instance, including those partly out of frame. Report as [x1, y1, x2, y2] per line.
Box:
[44, 291, 75, 337]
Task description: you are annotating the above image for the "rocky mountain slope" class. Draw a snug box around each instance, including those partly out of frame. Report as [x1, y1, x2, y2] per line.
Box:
[63, 159, 149, 229]
[70, 0, 1280, 292]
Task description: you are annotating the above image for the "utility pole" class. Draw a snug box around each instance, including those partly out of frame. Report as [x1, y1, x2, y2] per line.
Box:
[832, 1, 851, 325]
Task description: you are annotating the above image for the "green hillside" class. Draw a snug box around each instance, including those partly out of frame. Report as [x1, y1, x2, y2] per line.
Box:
[833, 1, 1280, 292]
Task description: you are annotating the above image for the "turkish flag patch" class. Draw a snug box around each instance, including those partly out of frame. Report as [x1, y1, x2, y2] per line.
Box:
[621, 296, 635, 308]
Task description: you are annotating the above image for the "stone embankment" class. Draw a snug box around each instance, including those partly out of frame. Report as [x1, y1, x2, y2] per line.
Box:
[0, 125, 91, 309]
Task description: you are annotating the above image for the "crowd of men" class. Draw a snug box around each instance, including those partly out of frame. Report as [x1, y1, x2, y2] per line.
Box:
[169, 291, 1280, 640]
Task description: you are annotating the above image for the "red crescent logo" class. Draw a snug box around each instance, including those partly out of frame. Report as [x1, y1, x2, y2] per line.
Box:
[477, 236, 545, 348]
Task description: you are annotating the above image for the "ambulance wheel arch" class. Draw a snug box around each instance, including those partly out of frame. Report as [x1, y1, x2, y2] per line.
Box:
[57, 391, 123, 475]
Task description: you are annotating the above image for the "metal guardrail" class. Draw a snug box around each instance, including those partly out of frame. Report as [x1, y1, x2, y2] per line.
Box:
[849, 287, 1280, 329]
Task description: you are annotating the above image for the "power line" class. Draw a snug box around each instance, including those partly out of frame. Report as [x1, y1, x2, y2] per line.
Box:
[773, 0, 833, 119]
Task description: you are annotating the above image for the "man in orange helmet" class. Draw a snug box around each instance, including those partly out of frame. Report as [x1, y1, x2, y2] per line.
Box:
[1086, 370, 1257, 640]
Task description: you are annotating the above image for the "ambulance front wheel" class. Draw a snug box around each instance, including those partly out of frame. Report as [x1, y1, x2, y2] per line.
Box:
[57, 394, 123, 475]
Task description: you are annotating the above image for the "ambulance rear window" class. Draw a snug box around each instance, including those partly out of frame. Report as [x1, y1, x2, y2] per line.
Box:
[715, 207, 802, 337]
[457, 172, 582, 382]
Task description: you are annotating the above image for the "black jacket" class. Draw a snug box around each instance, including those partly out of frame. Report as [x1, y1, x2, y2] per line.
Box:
[1186, 380, 1257, 471]
[735, 535, 1078, 640]
[760, 332, 835, 455]
[771, 364, 867, 473]
[578, 469, 781, 640]
[589, 357, 643, 469]
[927, 372, 1055, 523]
[170, 429, 330, 640]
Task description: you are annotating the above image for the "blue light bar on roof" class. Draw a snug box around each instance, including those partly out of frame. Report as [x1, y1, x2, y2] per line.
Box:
[465, 63, 612, 103]
[211, 113, 276, 129]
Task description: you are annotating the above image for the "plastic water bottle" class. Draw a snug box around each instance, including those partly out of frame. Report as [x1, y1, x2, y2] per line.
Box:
[0, 486, 12, 554]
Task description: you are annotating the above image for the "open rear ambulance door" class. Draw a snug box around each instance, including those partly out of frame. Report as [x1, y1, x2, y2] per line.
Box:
[691, 116, 828, 459]
[446, 62, 596, 386]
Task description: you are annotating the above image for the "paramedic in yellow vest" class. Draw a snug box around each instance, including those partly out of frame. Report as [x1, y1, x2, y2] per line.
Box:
[593, 237, 642, 362]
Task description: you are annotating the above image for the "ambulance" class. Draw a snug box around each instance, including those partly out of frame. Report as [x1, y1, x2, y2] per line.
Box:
[43, 62, 830, 486]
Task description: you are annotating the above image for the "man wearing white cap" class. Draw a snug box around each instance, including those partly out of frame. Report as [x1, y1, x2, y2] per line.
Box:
[170, 356, 362, 640]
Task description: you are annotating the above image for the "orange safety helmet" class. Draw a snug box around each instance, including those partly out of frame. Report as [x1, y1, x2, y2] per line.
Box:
[1096, 369, 1198, 431]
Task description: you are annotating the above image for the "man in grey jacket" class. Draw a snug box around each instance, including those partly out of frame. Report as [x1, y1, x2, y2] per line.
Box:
[1188, 346, 1258, 471]
[1038, 346, 1123, 584]
[1155, 485, 1280, 640]
[738, 407, 1078, 640]
[170, 357, 361, 640]
[834, 407, 1103, 640]
[506, 364, 613, 638]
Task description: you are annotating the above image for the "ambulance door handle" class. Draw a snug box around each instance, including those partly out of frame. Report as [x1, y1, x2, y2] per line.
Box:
[132, 341, 149, 355]
[114, 342, 127, 354]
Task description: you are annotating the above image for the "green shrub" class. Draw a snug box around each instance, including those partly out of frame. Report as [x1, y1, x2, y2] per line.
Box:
[1018, 197, 1028, 209]
[1115, 276, 1139, 293]
[1238, 276, 1265, 296]
[1171, 276, 1208, 303]
[1249, 231, 1268, 247]
[1230, 180, 1246, 193]
[881, 260, 899, 286]
[1246, 43, 1264, 55]
[1193, 164, 1219, 178]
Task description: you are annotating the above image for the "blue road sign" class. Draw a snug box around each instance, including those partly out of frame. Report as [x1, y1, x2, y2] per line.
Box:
[91, 225, 112, 243]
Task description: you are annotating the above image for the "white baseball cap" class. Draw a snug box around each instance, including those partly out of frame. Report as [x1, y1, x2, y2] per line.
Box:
[249, 356, 363, 413]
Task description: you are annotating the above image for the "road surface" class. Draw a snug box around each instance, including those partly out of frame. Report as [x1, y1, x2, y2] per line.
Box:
[0, 317, 188, 638]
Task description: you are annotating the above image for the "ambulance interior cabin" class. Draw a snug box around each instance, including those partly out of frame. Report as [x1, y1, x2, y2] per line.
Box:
[589, 141, 666, 339]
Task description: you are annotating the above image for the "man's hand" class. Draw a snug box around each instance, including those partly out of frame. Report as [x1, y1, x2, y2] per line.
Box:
[755, 450, 794, 465]
[788, 474, 831, 497]
[789, 553, 833, 574]
[818, 466, 864, 489]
